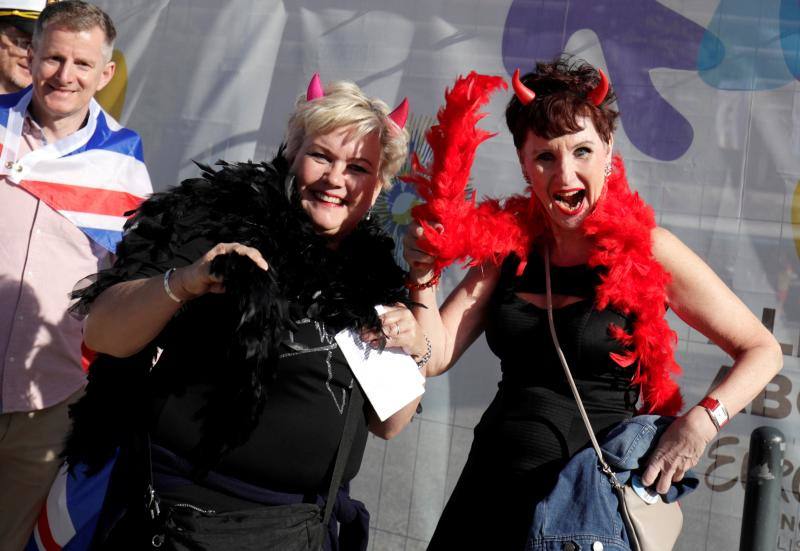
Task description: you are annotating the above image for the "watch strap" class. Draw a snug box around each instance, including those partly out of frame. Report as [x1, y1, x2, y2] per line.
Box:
[699, 396, 729, 430]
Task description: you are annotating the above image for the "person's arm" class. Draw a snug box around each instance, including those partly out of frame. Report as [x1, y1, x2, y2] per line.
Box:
[402, 222, 501, 377]
[363, 264, 499, 438]
[84, 242, 269, 358]
[642, 227, 783, 493]
[358, 302, 429, 439]
[363, 221, 502, 438]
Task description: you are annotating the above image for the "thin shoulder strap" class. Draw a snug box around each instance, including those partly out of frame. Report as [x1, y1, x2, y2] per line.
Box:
[322, 381, 364, 525]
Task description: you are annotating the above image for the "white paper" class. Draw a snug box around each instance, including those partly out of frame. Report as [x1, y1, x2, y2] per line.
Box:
[335, 309, 425, 421]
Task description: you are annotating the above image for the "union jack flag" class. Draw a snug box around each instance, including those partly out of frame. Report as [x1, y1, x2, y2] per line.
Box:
[25, 459, 116, 551]
[0, 88, 152, 548]
[0, 87, 152, 253]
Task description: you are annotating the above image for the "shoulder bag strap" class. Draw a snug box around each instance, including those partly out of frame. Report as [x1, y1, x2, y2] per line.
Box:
[543, 249, 624, 490]
[545, 250, 646, 551]
[141, 379, 364, 529]
[322, 381, 365, 525]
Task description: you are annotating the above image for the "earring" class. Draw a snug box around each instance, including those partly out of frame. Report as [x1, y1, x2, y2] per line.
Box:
[366, 207, 372, 221]
[284, 173, 296, 201]
[604, 162, 612, 180]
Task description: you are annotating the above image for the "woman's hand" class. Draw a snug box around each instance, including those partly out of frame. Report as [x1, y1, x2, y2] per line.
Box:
[402, 221, 440, 285]
[171, 242, 269, 300]
[361, 303, 429, 363]
[641, 407, 718, 494]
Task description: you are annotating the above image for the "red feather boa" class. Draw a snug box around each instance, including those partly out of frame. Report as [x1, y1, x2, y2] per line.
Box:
[405, 73, 534, 273]
[408, 72, 683, 415]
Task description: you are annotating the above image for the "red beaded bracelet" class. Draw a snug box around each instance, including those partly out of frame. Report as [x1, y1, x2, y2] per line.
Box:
[405, 271, 441, 291]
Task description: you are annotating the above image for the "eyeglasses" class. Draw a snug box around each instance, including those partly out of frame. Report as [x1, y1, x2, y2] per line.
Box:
[1, 31, 31, 50]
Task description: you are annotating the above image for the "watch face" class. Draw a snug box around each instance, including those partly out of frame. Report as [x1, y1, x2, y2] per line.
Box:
[631, 474, 660, 504]
[701, 397, 728, 427]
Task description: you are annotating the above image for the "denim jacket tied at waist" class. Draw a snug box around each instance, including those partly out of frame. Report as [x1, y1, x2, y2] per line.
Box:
[527, 415, 700, 551]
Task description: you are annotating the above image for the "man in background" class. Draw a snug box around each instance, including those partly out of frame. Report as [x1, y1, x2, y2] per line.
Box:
[0, 0, 45, 94]
[0, 2, 151, 548]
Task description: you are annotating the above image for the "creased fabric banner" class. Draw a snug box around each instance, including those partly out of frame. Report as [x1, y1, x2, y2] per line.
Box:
[93, 1, 800, 548]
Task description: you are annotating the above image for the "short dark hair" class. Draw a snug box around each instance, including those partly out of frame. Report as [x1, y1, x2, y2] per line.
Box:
[505, 56, 619, 149]
[32, 1, 115, 60]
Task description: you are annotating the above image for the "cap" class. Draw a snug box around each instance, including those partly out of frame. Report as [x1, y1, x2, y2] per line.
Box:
[0, 0, 47, 35]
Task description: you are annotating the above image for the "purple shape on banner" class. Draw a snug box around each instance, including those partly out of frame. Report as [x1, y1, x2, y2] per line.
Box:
[502, 1, 711, 161]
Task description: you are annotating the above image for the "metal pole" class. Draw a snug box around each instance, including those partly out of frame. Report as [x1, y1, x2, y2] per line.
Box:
[739, 426, 785, 551]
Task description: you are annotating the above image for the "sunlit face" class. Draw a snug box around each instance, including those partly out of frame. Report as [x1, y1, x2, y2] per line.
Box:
[291, 126, 383, 245]
[517, 116, 613, 233]
[0, 26, 33, 92]
[28, 25, 115, 131]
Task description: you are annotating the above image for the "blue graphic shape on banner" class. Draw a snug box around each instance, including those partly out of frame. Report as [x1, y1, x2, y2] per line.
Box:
[782, 0, 800, 79]
[698, 0, 799, 90]
[502, 0, 709, 161]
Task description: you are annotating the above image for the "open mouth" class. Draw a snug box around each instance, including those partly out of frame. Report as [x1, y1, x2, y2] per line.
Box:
[553, 189, 586, 212]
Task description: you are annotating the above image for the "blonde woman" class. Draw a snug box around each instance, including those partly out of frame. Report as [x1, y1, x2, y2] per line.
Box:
[65, 75, 426, 550]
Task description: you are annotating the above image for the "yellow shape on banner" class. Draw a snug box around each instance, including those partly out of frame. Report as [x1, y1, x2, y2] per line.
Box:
[95, 49, 127, 120]
[793, 180, 800, 259]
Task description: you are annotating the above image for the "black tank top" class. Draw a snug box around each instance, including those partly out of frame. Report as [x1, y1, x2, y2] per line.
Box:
[480, 249, 638, 475]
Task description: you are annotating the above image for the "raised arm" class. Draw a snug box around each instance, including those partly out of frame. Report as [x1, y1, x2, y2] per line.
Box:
[642, 227, 783, 493]
[402, 222, 501, 377]
[84, 243, 269, 358]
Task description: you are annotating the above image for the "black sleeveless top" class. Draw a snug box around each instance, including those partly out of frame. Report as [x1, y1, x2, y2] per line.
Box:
[428, 249, 642, 551]
[480, 249, 639, 475]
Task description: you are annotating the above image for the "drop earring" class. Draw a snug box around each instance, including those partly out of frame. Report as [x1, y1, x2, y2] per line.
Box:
[284, 173, 296, 201]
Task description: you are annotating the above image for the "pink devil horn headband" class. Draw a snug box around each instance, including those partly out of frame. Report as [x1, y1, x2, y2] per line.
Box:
[306, 73, 324, 101]
[512, 69, 535, 105]
[388, 97, 409, 129]
[305, 73, 409, 130]
[586, 68, 609, 106]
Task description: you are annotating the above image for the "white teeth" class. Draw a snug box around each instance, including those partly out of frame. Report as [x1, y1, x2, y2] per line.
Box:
[553, 189, 586, 211]
[313, 191, 343, 205]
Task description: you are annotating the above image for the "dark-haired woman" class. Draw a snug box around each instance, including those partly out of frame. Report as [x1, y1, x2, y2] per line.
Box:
[65, 76, 427, 550]
[403, 59, 782, 549]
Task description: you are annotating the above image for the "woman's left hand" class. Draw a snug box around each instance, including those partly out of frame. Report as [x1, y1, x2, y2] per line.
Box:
[641, 407, 718, 494]
[361, 303, 429, 363]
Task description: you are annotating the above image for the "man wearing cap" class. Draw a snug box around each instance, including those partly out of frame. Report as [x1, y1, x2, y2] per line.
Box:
[0, 1, 151, 547]
[0, 0, 45, 94]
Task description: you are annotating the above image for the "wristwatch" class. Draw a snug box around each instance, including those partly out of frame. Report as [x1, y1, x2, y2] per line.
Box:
[698, 396, 729, 430]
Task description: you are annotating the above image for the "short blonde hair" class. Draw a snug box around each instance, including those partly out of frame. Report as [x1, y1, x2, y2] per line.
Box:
[284, 80, 409, 189]
[33, 1, 116, 63]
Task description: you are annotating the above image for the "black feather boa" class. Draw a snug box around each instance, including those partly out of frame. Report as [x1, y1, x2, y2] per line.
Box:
[64, 152, 410, 474]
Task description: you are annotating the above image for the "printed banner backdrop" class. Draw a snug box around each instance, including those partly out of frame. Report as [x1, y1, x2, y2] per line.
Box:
[93, 0, 800, 549]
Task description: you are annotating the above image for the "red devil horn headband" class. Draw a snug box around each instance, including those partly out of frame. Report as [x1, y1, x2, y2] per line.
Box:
[512, 69, 535, 105]
[586, 68, 609, 106]
[511, 67, 610, 107]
